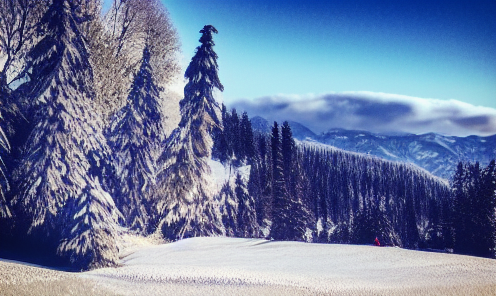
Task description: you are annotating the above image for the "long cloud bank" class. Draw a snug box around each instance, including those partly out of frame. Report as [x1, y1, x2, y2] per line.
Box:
[230, 92, 496, 137]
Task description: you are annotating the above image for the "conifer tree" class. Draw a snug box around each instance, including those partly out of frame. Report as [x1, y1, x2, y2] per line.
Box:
[212, 104, 229, 163]
[10, 0, 119, 269]
[404, 188, 420, 249]
[281, 121, 308, 241]
[235, 173, 258, 237]
[453, 160, 496, 258]
[479, 160, 496, 258]
[106, 45, 165, 234]
[229, 108, 241, 161]
[281, 122, 295, 192]
[155, 25, 224, 240]
[240, 111, 255, 163]
[269, 122, 291, 240]
[218, 182, 237, 237]
[453, 162, 472, 254]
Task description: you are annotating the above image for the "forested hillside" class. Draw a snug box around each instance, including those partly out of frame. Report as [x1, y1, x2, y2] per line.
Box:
[214, 107, 457, 250]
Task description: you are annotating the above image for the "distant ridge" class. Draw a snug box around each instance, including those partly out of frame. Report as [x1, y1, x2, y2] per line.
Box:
[251, 116, 496, 179]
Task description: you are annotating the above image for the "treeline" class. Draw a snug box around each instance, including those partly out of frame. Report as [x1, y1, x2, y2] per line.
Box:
[215, 107, 496, 258]
[452, 161, 496, 258]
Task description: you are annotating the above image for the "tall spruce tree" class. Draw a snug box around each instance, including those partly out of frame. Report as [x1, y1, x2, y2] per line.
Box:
[228, 108, 241, 161]
[106, 45, 165, 234]
[281, 122, 295, 193]
[10, 0, 119, 269]
[240, 111, 255, 163]
[155, 25, 224, 240]
[269, 122, 291, 240]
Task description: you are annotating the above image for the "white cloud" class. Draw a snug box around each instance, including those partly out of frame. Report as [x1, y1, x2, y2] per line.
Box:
[231, 92, 496, 137]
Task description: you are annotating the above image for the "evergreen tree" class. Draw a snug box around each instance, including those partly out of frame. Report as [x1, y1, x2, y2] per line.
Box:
[403, 186, 420, 249]
[235, 173, 258, 237]
[269, 122, 292, 240]
[229, 108, 241, 161]
[281, 122, 295, 185]
[452, 162, 473, 254]
[218, 182, 237, 237]
[479, 160, 496, 258]
[212, 103, 229, 163]
[240, 111, 255, 163]
[281, 121, 308, 241]
[249, 134, 272, 227]
[106, 45, 165, 234]
[155, 25, 224, 240]
[453, 160, 496, 258]
[248, 159, 263, 224]
[10, 0, 118, 269]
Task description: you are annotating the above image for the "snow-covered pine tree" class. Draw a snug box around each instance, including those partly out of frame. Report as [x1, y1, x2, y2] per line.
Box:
[0, 0, 45, 222]
[10, 0, 119, 269]
[235, 173, 259, 237]
[218, 182, 237, 237]
[155, 25, 224, 240]
[106, 45, 165, 234]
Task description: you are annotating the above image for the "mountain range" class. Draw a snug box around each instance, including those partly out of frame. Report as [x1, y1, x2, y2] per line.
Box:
[251, 116, 496, 180]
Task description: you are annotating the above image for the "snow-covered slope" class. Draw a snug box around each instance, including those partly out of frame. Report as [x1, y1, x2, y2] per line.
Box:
[80, 237, 496, 296]
[251, 117, 496, 179]
[2, 237, 495, 295]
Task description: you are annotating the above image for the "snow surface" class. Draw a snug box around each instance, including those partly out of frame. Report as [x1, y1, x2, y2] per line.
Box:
[208, 159, 251, 192]
[79, 237, 496, 296]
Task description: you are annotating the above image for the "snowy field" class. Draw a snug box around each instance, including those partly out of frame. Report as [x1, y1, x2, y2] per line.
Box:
[2, 237, 496, 295]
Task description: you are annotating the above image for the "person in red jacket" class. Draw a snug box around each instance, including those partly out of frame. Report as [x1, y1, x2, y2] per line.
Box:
[374, 237, 380, 246]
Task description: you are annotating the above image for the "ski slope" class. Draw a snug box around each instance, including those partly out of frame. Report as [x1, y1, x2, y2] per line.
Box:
[2, 237, 495, 295]
[84, 237, 495, 296]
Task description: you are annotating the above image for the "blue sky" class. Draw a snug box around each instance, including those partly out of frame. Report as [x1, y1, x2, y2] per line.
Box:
[160, 0, 496, 109]
[103, 0, 496, 135]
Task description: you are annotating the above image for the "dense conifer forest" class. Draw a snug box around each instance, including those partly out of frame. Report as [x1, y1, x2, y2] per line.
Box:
[214, 106, 495, 257]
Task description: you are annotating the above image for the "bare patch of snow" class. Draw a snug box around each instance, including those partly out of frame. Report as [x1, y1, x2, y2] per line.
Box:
[208, 159, 251, 193]
[208, 159, 228, 192]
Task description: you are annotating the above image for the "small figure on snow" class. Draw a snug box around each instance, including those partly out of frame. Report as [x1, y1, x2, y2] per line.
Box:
[374, 237, 381, 246]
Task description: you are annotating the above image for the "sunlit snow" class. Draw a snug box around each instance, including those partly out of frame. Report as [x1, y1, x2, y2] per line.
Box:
[82, 237, 496, 296]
